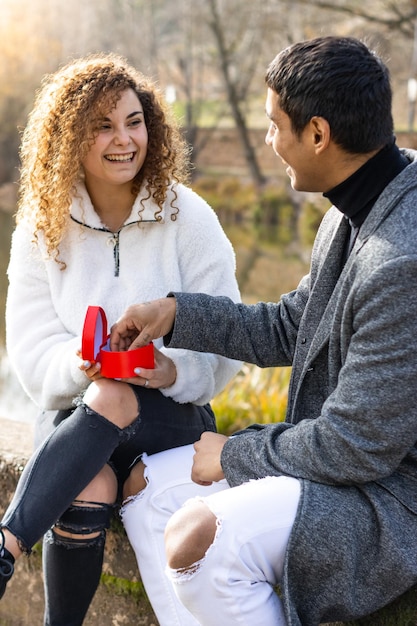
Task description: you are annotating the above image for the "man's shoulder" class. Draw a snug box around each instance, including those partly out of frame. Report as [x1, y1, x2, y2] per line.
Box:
[376, 152, 417, 211]
[399, 147, 417, 163]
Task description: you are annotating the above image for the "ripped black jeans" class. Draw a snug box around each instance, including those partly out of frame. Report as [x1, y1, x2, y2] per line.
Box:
[1, 385, 215, 625]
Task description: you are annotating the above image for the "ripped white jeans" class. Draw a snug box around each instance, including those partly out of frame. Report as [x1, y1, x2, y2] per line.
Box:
[121, 444, 300, 626]
[121, 444, 228, 626]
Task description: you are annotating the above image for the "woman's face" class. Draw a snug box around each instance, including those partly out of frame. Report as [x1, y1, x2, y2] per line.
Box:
[82, 88, 148, 191]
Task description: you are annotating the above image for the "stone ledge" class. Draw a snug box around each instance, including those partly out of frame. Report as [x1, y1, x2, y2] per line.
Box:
[0, 417, 158, 625]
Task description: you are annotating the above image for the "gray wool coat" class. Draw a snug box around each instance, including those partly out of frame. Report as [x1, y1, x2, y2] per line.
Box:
[166, 149, 417, 626]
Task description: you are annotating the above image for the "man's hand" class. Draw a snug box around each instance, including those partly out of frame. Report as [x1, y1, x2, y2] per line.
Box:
[191, 432, 228, 485]
[110, 298, 177, 351]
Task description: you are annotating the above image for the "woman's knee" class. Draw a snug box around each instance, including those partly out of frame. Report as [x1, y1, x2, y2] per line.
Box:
[84, 379, 139, 428]
[77, 464, 118, 504]
[165, 500, 217, 570]
[53, 465, 117, 542]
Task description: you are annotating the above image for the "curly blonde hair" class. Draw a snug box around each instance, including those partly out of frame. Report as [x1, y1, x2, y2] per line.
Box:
[16, 52, 190, 263]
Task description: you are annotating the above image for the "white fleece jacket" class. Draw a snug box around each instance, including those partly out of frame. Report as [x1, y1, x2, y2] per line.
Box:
[6, 182, 241, 410]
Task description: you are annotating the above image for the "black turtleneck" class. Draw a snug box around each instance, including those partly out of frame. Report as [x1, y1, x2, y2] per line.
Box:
[323, 140, 409, 260]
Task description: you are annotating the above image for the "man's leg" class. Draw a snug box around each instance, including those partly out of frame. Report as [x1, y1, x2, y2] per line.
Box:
[165, 475, 301, 626]
[122, 445, 228, 626]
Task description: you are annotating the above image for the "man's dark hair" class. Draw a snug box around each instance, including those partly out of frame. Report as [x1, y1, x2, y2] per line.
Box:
[265, 36, 393, 153]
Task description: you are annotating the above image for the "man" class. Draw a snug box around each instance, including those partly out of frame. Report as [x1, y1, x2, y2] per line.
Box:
[111, 37, 417, 626]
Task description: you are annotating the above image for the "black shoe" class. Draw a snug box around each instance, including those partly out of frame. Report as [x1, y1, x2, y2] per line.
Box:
[0, 529, 14, 599]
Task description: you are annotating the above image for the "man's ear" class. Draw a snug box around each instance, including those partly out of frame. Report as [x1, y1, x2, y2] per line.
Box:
[309, 116, 331, 154]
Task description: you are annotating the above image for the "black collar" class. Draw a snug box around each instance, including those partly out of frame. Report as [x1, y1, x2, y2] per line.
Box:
[323, 140, 409, 228]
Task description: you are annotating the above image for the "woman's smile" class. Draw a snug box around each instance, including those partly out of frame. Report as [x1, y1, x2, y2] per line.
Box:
[104, 152, 136, 162]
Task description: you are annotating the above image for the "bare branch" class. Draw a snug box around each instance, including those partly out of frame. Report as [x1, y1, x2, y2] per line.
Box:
[280, 0, 417, 38]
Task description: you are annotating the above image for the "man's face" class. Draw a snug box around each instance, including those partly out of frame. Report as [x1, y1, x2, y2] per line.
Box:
[265, 88, 323, 192]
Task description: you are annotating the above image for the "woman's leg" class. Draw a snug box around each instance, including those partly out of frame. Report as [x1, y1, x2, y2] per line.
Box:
[39, 387, 214, 625]
[165, 475, 301, 626]
[0, 379, 139, 597]
[42, 465, 117, 626]
[121, 445, 228, 626]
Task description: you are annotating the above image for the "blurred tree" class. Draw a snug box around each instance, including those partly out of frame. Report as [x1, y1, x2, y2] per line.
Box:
[0, 0, 61, 183]
[281, 0, 417, 38]
[204, 0, 266, 187]
[0, 0, 113, 184]
[280, 0, 417, 131]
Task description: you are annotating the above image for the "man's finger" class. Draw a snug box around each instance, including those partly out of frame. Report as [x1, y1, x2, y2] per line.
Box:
[128, 330, 153, 350]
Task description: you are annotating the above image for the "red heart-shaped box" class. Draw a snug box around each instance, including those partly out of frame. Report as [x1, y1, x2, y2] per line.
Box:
[81, 306, 154, 378]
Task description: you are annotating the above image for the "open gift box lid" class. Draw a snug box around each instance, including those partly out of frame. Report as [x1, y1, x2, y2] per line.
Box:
[81, 305, 154, 378]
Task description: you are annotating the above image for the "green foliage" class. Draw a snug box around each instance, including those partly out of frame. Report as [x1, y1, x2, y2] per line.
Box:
[253, 186, 292, 233]
[193, 175, 325, 253]
[193, 176, 257, 220]
[298, 199, 328, 247]
[212, 364, 291, 436]
[100, 573, 149, 603]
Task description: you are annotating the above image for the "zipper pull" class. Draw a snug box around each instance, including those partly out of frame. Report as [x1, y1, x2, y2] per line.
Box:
[107, 232, 120, 277]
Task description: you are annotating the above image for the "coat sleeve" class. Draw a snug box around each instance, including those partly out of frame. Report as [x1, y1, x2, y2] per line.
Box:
[220, 256, 417, 487]
[167, 272, 310, 367]
[6, 225, 88, 409]
[159, 187, 243, 405]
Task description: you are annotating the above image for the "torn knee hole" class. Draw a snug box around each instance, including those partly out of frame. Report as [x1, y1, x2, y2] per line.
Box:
[122, 461, 148, 501]
[46, 527, 106, 549]
[167, 504, 221, 576]
[171, 559, 204, 579]
[169, 542, 217, 581]
[49, 500, 114, 548]
[121, 483, 148, 511]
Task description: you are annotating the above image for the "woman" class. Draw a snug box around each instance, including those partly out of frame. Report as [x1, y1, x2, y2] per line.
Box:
[1, 53, 241, 625]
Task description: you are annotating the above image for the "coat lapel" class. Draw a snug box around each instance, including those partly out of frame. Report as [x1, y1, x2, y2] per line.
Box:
[304, 163, 417, 367]
[301, 214, 349, 359]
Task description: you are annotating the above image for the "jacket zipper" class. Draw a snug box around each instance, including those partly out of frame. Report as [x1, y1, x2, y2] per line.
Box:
[108, 232, 121, 277]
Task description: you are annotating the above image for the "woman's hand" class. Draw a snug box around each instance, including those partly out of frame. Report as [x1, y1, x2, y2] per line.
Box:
[76, 349, 103, 381]
[76, 346, 175, 388]
[123, 346, 177, 390]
